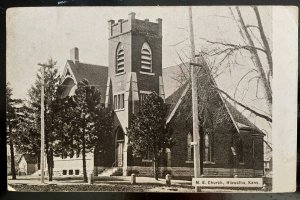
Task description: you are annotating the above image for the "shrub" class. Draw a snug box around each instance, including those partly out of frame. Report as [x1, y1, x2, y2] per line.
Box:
[162, 169, 172, 178]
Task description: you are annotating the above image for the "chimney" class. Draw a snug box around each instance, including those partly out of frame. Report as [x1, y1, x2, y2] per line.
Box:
[70, 47, 79, 64]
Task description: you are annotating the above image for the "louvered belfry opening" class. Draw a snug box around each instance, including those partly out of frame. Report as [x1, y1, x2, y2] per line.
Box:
[140, 42, 152, 73]
[116, 43, 125, 74]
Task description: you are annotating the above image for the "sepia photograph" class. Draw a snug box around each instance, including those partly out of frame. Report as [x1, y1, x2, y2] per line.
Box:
[5, 6, 295, 192]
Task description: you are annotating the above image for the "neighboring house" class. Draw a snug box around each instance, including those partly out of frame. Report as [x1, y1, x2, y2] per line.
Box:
[60, 47, 108, 104]
[264, 157, 272, 177]
[7, 155, 12, 175]
[17, 154, 38, 175]
[59, 12, 265, 179]
[52, 154, 94, 177]
[7, 152, 21, 175]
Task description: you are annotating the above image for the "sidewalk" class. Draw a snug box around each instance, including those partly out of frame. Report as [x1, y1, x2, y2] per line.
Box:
[8, 175, 194, 192]
[8, 176, 265, 192]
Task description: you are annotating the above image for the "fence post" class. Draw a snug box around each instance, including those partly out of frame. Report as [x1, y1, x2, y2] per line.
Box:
[88, 172, 94, 184]
[131, 173, 136, 185]
[166, 174, 171, 186]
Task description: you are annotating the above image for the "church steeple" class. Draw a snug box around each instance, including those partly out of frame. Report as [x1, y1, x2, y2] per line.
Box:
[105, 13, 164, 176]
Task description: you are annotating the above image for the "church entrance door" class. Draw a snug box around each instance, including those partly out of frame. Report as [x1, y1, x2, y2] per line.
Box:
[115, 127, 124, 167]
[117, 142, 123, 167]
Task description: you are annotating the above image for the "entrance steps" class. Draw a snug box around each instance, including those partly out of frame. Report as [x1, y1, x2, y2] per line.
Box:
[98, 167, 119, 177]
[31, 169, 47, 176]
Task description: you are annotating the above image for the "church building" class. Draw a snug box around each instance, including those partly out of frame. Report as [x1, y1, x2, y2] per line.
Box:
[58, 12, 264, 179]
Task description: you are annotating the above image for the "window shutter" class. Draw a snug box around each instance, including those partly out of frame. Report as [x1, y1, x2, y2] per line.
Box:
[141, 43, 152, 73]
[116, 44, 125, 74]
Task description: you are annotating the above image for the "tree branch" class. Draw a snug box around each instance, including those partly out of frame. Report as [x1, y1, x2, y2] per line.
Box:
[246, 25, 259, 29]
[235, 6, 272, 112]
[253, 6, 273, 78]
[234, 69, 258, 98]
[216, 87, 272, 123]
[199, 37, 267, 54]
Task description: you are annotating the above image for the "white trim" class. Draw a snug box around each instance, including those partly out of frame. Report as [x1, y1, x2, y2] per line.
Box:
[140, 71, 155, 76]
[116, 43, 125, 74]
[206, 65, 240, 134]
[61, 62, 77, 85]
[113, 92, 125, 111]
[115, 72, 126, 76]
[141, 65, 152, 70]
[141, 42, 153, 73]
[166, 84, 189, 124]
[142, 159, 152, 163]
[115, 108, 125, 112]
[113, 91, 126, 95]
[139, 90, 152, 94]
[203, 161, 215, 164]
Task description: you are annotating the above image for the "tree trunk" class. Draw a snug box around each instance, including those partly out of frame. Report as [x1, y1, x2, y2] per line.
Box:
[82, 130, 88, 183]
[253, 6, 273, 79]
[37, 153, 40, 170]
[45, 134, 53, 181]
[235, 6, 272, 113]
[153, 150, 159, 180]
[9, 139, 16, 180]
[47, 148, 54, 181]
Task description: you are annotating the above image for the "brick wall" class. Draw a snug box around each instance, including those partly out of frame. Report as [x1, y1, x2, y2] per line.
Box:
[168, 105, 236, 169]
[167, 92, 264, 173]
[237, 130, 264, 171]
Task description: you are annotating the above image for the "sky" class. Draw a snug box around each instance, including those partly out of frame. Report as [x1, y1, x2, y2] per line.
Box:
[6, 6, 272, 135]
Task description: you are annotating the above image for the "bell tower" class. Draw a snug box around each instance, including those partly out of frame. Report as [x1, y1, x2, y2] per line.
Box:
[105, 13, 164, 175]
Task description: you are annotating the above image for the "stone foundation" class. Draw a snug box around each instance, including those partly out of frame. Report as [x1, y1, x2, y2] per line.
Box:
[126, 166, 263, 179]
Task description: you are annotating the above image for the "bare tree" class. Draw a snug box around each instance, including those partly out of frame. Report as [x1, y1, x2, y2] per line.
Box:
[235, 6, 272, 111]
[172, 6, 273, 150]
[190, 6, 273, 119]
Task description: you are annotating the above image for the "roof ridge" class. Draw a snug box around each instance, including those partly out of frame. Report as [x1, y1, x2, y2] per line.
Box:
[67, 60, 108, 68]
[163, 62, 189, 69]
[164, 61, 262, 134]
[166, 83, 189, 124]
[79, 62, 108, 68]
[224, 99, 264, 134]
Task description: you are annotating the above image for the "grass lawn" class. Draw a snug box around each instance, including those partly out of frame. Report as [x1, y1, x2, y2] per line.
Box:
[8, 176, 269, 192]
[8, 176, 194, 192]
[10, 182, 194, 192]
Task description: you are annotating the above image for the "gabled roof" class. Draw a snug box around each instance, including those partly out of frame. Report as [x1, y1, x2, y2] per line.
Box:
[163, 63, 189, 98]
[19, 154, 37, 164]
[67, 60, 108, 87]
[7, 154, 22, 166]
[166, 83, 189, 123]
[224, 100, 264, 134]
[65, 60, 108, 103]
[164, 62, 263, 135]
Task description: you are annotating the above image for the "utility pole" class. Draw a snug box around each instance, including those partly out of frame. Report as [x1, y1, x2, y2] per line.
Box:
[38, 63, 45, 184]
[188, 6, 202, 192]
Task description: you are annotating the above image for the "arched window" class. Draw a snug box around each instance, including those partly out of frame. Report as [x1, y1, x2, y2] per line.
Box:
[141, 42, 152, 73]
[187, 132, 193, 161]
[204, 131, 213, 162]
[116, 43, 125, 74]
[238, 139, 245, 163]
